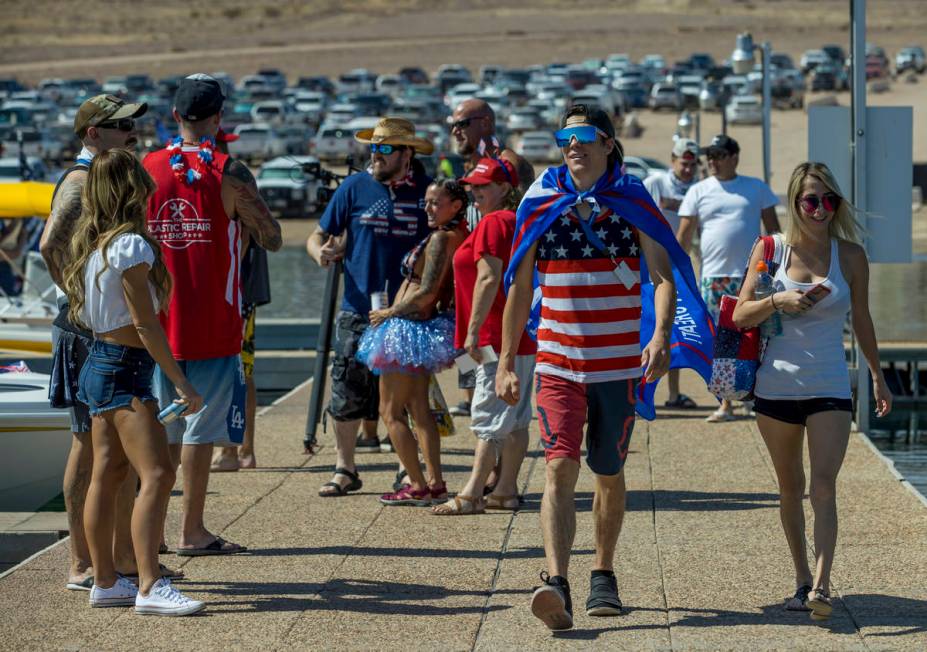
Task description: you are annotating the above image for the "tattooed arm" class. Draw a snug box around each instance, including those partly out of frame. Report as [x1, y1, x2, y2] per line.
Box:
[39, 169, 87, 286]
[369, 232, 453, 324]
[222, 158, 283, 252]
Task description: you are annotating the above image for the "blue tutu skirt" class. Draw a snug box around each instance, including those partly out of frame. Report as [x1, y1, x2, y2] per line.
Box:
[356, 314, 458, 375]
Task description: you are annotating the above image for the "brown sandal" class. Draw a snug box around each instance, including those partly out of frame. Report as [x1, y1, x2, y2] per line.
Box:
[431, 495, 485, 515]
[485, 494, 519, 510]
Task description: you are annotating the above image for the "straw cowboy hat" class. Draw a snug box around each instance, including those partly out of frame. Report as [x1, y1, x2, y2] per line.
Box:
[354, 117, 434, 155]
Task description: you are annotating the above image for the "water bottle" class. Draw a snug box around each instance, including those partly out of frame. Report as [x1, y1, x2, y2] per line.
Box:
[158, 401, 187, 425]
[754, 261, 782, 338]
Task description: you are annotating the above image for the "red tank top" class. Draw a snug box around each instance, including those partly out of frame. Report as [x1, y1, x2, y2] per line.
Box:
[144, 146, 242, 360]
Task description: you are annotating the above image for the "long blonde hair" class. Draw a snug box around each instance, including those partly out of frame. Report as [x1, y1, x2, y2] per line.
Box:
[62, 148, 172, 328]
[785, 161, 863, 245]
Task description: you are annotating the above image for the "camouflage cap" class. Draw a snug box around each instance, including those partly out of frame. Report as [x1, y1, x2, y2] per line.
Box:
[74, 94, 147, 136]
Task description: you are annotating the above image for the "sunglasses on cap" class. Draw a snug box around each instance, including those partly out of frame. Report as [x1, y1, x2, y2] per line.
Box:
[553, 125, 610, 148]
[449, 115, 488, 131]
[97, 117, 136, 132]
[800, 193, 841, 213]
[369, 143, 406, 155]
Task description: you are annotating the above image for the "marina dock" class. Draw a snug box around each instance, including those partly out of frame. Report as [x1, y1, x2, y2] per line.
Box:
[1, 371, 925, 650]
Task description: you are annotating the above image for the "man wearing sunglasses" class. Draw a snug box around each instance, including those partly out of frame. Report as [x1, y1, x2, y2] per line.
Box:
[306, 117, 433, 497]
[448, 98, 535, 420]
[677, 134, 780, 422]
[498, 105, 699, 630]
[40, 93, 156, 591]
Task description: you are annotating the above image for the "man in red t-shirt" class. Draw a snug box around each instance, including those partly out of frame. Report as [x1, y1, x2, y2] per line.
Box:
[144, 75, 281, 556]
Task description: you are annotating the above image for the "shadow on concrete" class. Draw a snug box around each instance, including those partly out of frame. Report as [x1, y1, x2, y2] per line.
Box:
[517, 489, 779, 513]
[240, 545, 595, 560]
[185, 578, 515, 616]
[843, 594, 927, 636]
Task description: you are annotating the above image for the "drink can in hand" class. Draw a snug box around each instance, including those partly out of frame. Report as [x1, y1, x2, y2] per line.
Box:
[370, 291, 388, 311]
[158, 401, 187, 425]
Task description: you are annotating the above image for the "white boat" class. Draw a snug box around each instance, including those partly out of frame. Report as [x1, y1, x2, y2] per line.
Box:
[0, 251, 55, 355]
[0, 370, 71, 511]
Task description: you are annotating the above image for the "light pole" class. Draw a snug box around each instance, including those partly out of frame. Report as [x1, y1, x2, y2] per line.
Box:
[732, 32, 772, 185]
[676, 109, 700, 144]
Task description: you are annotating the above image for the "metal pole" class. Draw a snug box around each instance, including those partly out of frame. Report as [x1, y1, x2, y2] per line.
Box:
[761, 42, 772, 186]
[304, 261, 341, 452]
[851, 0, 870, 434]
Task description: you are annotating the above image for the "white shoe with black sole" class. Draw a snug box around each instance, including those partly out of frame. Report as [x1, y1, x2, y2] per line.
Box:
[135, 578, 206, 616]
[89, 576, 138, 607]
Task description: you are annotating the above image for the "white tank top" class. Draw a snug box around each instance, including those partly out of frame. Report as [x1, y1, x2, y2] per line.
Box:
[754, 238, 852, 400]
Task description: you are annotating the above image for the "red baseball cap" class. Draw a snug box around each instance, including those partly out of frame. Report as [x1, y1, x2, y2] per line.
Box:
[460, 157, 519, 188]
[216, 128, 239, 143]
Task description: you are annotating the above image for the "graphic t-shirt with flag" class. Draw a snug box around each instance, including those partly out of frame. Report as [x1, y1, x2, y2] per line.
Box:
[535, 207, 642, 383]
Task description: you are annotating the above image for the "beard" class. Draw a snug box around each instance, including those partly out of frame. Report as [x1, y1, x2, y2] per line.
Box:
[454, 137, 475, 157]
[372, 156, 403, 182]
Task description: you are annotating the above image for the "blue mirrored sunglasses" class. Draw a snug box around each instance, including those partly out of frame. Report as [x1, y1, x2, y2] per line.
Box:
[370, 143, 403, 155]
[553, 125, 609, 148]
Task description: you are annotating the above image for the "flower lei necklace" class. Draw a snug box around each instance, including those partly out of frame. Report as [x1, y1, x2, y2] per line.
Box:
[167, 136, 215, 185]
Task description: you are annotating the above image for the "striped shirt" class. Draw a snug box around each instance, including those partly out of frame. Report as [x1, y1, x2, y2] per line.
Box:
[535, 207, 642, 383]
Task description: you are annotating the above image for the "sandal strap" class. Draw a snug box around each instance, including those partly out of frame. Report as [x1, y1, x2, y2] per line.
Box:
[333, 467, 359, 482]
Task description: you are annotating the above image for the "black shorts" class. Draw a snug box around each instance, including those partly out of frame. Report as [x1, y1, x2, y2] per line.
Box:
[753, 396, 853, 426]
[328, 310, 380, 422]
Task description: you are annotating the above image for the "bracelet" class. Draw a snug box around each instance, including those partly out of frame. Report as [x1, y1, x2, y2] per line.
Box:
[770, 293, 780, 312]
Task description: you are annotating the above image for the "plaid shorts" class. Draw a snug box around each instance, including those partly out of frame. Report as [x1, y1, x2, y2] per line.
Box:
[700, 275, 743, 323]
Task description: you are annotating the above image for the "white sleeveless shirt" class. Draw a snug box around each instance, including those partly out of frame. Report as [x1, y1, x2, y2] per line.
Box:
[82, 233, 160, 334]
[754, 238, 852, 400]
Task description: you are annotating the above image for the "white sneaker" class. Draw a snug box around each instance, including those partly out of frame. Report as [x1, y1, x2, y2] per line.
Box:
[89, 576, 138, 607]
[135, 578, 206, 616]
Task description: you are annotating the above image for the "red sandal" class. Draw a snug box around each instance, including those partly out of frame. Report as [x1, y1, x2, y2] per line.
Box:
[379, 484, 432, 506]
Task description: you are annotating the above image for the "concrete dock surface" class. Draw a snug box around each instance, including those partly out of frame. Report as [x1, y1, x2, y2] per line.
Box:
[1, 370, 925, 651]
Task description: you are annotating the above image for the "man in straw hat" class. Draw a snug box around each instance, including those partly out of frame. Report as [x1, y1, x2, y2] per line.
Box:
[307, 117, 433, 497]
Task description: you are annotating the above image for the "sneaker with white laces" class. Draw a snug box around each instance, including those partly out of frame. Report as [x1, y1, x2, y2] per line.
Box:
[135, 578, 206, 616]
[89, 576, 138, 607]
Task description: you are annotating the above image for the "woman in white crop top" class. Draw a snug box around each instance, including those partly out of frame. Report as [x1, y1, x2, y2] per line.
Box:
[61, 149, 205, 616]
[733, 162, 892, 620]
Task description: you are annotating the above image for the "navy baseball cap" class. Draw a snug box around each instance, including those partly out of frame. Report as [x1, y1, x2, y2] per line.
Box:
[174, 74, 225, 121]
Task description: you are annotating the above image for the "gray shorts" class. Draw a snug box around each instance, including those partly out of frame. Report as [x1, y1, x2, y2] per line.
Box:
[470, 355, 535, 443]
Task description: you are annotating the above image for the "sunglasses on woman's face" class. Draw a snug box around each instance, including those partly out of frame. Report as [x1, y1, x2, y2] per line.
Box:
[370, 143, 404, 155]
[97, 118, 136, 132]
[799, 193, 841, 213]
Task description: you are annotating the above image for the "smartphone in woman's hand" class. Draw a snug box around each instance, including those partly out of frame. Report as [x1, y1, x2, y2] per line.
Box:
[804, 283, 832, 305]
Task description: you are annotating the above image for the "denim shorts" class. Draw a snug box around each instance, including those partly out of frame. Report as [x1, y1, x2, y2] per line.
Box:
[76, 340, 157, 416]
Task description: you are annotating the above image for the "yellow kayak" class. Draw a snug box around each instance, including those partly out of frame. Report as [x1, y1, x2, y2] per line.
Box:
[0, 181, 54, 218]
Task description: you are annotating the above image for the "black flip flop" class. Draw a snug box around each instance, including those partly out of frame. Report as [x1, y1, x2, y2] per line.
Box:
[664, 394, 698, 409]
[66, 576, 94, 591]
[319, 467, 363, 497]
[176, 536, 247, 557]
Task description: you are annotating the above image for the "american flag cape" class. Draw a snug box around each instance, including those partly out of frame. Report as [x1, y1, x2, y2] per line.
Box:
[504, 163, 715, 420]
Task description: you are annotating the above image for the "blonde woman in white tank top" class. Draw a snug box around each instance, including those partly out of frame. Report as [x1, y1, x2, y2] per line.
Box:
[733, 162, 892, 621]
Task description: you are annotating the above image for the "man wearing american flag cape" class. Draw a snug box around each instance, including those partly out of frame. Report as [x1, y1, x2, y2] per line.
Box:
[495, 105, 714, 631]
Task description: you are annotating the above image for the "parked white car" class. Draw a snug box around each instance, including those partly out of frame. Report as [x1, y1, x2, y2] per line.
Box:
[311, 121, 368, 162]
[515, 131, 560, 162]
[256, 156, 323, 217]
[649, 83, 683, 111]
[725, 95, 763, 125]
[229, 123, 286, 161]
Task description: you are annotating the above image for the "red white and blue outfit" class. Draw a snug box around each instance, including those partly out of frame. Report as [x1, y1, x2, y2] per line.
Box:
[506, 164, 714, 474]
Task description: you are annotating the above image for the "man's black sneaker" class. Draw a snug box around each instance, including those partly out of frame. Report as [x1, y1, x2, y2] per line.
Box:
[585, 570, 622, 617]
[448, 401, 471, 417]
[355, 435, 381, 453]
[531, 572, 573, 631]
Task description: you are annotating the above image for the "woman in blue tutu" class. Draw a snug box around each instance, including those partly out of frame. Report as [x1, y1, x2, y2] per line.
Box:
[357, 178, 469, 506]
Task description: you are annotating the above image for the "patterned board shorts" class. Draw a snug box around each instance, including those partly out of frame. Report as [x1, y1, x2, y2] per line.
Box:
[700, 275, 744, 323]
